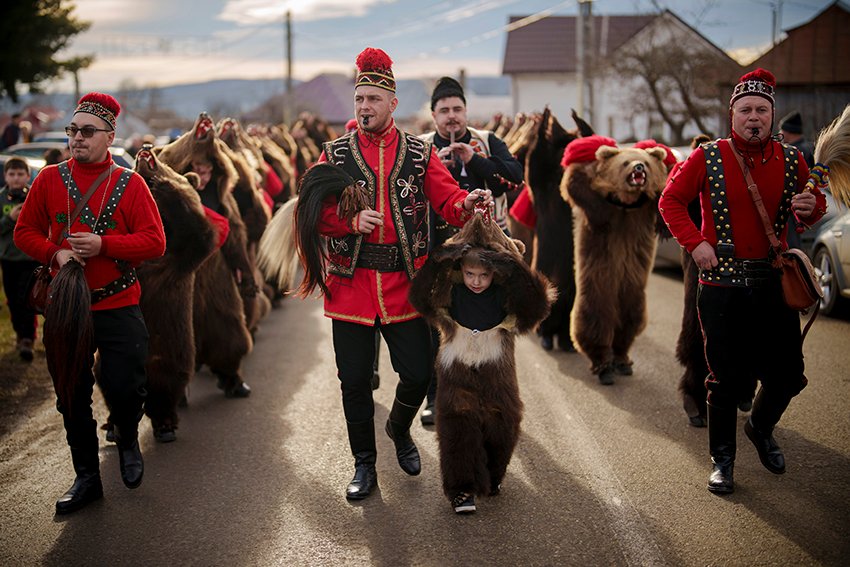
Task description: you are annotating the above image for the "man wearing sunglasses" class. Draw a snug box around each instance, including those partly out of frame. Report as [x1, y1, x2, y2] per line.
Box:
[14, 92, 166, 514]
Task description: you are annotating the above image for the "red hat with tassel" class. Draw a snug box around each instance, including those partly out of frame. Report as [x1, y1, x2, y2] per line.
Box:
[355, 47, 396, 93]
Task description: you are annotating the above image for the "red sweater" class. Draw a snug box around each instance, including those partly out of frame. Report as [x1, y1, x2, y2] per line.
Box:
[659, 133, 826, 260]
[317, 121, 472, 325]
[14, 155, 166, 311]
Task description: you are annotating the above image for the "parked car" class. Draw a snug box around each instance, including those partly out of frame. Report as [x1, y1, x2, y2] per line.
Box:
[3, 142, 135, 169]
[810, 204, 850, 315]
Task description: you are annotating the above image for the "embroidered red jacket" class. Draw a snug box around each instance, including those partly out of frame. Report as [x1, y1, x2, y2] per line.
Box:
[317, 121, 472, 326]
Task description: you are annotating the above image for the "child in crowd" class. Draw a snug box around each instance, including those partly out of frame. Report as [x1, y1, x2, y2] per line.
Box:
[409, 205, 552, 514]
[0, 157, 40, 360]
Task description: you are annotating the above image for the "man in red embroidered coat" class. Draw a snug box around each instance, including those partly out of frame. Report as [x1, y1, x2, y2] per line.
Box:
[659, 69, 826, 495]
[14, 92, 165, 514]
[316, 48, 492, 500]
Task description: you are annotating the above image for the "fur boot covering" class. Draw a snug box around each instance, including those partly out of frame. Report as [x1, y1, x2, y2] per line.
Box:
[155, 113, 254, 393]
[409, 211, 553, 500]
[134, 146, 219, 434]
[561, 138, 667, 384]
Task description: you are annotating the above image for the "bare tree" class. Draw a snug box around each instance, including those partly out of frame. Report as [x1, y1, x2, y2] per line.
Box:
[610, 20, 738, 144]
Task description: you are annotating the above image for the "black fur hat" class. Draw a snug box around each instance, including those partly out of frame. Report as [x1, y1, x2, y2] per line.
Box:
[431, 76, 465, 110]
[779, 110, 803, 134]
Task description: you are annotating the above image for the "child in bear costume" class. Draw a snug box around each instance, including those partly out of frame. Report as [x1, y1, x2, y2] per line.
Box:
[409, 202, 553, 514]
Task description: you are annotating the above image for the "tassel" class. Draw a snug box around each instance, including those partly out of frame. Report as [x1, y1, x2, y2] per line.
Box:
[338, 183, 370, 225]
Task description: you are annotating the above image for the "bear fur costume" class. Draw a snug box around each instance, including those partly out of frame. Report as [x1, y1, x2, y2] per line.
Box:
[524, 108, 582, 352]
[409, 209, 553, 502]
[217, 118, 273, 332]
[562, 140, 668, 385]
[133, 145, 219, 438]
[155, 113, 254, 397]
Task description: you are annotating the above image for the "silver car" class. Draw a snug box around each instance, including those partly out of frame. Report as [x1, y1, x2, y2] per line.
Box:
[811, 205, 850, 315]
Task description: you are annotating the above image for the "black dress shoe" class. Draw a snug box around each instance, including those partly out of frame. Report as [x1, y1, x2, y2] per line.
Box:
[745, 418, 786, 474]
[55, 473, 103, 515]
[540, 335, 554, 351]
[385, 420, 421, 476]
[707, 462, 734, 494]
[153, 425, 177, 443]
[598, 367, 616, 386]
[223, 380, 251, 398]
[346, 464, 378, 500]
[118, 440, 144, 489]
[420, 402, 435, 426]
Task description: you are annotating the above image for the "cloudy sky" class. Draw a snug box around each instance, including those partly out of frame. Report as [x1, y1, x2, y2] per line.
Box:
[58, 0, 832, 91]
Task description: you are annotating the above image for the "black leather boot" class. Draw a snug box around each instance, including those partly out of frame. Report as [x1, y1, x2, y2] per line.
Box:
[707, 403, 736, 495]
[385, 399, 421, 476]
[56, 446, 103, 515]
[345, 420, 377, 500]
[745, 387, 791, 474]
[114, 424, 144, 489]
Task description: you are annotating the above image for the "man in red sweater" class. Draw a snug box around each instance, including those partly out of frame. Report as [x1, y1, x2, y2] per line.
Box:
[659, 69, 826, 495]
[14, 92, 165, 514]
[316, 48, 492, 501]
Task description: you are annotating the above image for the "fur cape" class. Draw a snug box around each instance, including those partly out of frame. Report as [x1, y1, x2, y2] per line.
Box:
[134, 145, 219, 432]
[155, 113, 253, 392]
[409, 212, 553, 499]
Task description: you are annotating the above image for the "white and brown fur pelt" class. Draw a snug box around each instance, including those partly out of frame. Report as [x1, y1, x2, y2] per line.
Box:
[132, 146, 219, 433]
[562, 145, 667, 383]
[155, 113, 254, 394]
[409, 213, 554, 500]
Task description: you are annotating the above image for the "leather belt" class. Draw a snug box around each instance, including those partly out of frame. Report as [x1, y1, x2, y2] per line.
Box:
[357, 242, 403, 272]
[701, 258, 779, 288]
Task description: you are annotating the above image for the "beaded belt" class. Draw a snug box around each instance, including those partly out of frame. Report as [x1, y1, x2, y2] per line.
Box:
[357, 243, 402, 272]
[700, 256, 778, 288]
[91, 266, 138, 304]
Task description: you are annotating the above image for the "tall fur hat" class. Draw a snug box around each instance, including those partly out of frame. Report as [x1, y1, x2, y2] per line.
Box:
[730, 68, 775, 107]
[431, 76, 465, 110]
[355, 47, 395, 93]
[75, 92, 120, 130]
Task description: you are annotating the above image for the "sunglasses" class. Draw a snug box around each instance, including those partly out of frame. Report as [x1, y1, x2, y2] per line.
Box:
[65, 125, 112, 138]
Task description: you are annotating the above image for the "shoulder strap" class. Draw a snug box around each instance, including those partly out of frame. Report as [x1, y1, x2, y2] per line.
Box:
[55, 165, 115, 244]
[730, 149, 783, 253]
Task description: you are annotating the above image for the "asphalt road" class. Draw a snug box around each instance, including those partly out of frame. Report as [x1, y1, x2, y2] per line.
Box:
[1, 270, 848, 566]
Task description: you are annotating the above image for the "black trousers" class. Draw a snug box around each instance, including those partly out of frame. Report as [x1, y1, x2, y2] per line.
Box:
[332, 317, 434, 424]
[1, 258, 40, 340]
[697, 281, 806, 408]
[45, 305, 149, 450]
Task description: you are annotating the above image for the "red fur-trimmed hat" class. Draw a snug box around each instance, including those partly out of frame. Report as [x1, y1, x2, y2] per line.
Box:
[75, 92, 121, 130]
[633, 139, 677, 168]
[355, 47, 396, 93]
[561, 135, 618, 167]
[730, 68, 775, 107]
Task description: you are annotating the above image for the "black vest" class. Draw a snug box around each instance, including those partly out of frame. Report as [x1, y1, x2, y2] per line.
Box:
[322, 130, 432, 280]
[700, 140, 799, 287]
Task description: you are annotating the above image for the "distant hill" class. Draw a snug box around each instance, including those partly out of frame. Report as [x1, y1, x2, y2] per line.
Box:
[2, 75, 511, 129]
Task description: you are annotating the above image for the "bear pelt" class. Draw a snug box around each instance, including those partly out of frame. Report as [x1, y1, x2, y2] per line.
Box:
[132, 146, 219, 434]
[156, 113, 266, 334]
[155, 113, 254, 393]
[409, 213, 553, 499]
[524, 108, 580, 352]
[562, 144, 667, 384]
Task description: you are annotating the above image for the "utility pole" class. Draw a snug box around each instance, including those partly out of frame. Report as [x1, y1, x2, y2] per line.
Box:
[284, 10, 293, 125]
[771, 0, 784, 45]
[576, 0, 594, 123]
